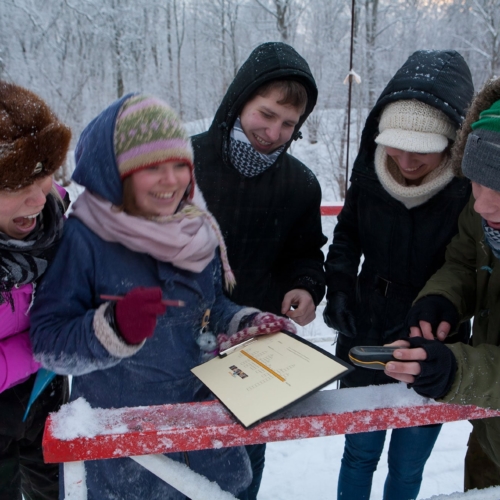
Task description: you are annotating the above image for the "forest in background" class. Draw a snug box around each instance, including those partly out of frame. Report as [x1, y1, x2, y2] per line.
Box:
[1, 0, 499, 196]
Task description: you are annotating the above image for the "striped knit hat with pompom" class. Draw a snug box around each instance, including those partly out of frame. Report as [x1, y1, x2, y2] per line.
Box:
[114, 95, 195, 199]
[113, 94, 236, 291]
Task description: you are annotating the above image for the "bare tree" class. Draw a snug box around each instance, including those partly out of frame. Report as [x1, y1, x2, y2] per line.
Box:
[173, 0, 186, 117]
[166, 0, 175, 99]
[2, 0, 493, 196]
[364, 0, 378, 110]
[253, 0, 305, 42]
[456, 0, 500, 83]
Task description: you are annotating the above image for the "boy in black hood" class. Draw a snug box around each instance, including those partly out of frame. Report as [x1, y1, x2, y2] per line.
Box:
[192, 41, 327, 499]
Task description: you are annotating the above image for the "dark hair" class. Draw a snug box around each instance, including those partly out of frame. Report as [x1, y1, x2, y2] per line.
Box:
[252, 79, 308, 115]
[121, 176, 140, 216]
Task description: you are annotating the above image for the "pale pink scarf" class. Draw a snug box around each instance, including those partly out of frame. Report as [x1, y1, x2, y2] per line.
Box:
[71, 187, 236, 289]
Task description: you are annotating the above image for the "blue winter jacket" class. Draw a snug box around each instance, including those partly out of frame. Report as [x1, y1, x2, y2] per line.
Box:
[29, 94, 253, 499]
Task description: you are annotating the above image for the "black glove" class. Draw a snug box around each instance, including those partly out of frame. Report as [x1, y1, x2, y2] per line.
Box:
[406, 295, 459, 336]
[323, 291, 356, 338]
[406, 336, 457, 399]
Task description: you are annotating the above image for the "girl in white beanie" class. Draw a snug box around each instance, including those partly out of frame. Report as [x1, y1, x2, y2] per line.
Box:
[324, 50, 474, 500]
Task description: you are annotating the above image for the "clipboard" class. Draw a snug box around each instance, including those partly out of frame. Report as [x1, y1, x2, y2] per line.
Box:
[191, 331, 353, 428]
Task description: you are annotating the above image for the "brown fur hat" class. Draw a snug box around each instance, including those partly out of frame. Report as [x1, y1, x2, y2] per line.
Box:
[452, 77, 500, 176]
[0, 81, 71, 190]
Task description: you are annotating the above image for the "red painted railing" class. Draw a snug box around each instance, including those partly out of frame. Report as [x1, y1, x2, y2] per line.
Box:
[320, 204, 343, 216]
[43, 386, 500, 464]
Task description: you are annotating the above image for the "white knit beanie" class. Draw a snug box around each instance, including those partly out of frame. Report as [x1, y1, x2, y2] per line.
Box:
[375, 99, 456, 153]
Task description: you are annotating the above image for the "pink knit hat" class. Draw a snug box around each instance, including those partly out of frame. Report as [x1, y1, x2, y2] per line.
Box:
[114, 95, 195, 200]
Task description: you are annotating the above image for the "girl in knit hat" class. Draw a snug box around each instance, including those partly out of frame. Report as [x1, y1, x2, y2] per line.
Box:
[29, 94, 295, 500]
[385, 77, 500, 492]
[323, 50, 474, 500]
[0, 81, 71, 500]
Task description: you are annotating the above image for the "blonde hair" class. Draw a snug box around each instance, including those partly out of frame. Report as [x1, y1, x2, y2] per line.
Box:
[50, 185, 63, 205]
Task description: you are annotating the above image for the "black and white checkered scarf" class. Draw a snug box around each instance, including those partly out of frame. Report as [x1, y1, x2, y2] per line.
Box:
[0, 193, 65, 306]
[229, 117, 284, 177]
[483, 218, 500, 260]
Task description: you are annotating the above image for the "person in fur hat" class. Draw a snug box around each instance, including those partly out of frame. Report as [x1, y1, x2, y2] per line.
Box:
[385, 77, 500, 492]
[29, 94, 296, 500]
[0, 81, 71, 500]
[323, 50, 474, 499]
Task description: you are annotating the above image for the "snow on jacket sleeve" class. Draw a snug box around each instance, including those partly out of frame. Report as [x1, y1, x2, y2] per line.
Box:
[324, 183, 362, 296]
[440, 342, 500, 409]
[29, 222, 133, 376]
[281, 170, 327, 305]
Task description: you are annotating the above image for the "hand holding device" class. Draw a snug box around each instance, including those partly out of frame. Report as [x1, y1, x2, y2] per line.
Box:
[406, 295, 458, 341]
[348, 346, 407, 370]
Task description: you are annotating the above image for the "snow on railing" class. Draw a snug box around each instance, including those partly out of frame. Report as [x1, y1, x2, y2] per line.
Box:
[44, 384, 500, 500]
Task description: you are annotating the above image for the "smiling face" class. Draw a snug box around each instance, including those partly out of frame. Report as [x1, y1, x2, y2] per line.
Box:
[472, 182, 500, 230]
[239, 88, 302, 154]
[0, 175, 53, 239]
[125, 161, 192, 218]
[385, 147, 446, 185]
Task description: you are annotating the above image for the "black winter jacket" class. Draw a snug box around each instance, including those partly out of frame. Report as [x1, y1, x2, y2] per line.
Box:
[193, 42, 327, 314]
[325, 50, 474, 388]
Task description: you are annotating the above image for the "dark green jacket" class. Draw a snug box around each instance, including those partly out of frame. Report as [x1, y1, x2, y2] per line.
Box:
[192, 42, 326, 313]
[417, 195, 500, 467]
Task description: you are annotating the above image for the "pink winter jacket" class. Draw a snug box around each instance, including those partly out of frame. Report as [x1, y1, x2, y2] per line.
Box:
[0, 183, 66, 393]
[0, 283, 41, 392]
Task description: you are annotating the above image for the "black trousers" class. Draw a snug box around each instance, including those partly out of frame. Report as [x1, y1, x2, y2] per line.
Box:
[465, 428, 500, 491]
[0, 375, 68, 500]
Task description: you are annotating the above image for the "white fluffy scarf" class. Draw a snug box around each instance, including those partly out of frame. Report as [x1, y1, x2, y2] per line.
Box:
[374, 145, 454, 209]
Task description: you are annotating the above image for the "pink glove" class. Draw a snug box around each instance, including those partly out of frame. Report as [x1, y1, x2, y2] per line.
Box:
[115, 287, 166, 345]
[217, 312, 297, 351]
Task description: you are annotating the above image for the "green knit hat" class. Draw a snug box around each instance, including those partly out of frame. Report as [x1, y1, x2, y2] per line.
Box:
[471, 100, 500, 133]
[114, 95, 194, 195]
[462, 99, 500, 191]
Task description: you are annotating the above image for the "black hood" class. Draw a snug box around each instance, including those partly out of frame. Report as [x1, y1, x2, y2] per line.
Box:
[353, 50, 474, 180]
[208, 42, 318, 165]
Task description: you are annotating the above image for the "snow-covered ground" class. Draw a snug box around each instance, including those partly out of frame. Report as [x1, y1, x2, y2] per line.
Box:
[260, 418, 473, 500]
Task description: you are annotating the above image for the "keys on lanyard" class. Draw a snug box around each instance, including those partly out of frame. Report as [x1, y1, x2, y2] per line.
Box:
[196, 309, 218, 362]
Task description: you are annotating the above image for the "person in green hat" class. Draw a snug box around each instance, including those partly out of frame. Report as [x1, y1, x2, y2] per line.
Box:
[384, 77, 500, 491]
